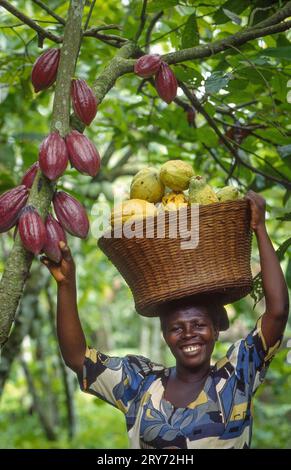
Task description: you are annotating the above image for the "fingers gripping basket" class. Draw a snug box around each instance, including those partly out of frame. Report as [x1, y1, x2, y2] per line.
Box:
[98, 199, 253, 317]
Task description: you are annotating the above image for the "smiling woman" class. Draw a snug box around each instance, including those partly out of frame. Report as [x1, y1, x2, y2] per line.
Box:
[40, 191, 289, 449]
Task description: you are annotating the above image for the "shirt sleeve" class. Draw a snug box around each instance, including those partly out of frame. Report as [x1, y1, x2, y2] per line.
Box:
[78, 347, 164, 413]
[225, 315, 282, 394]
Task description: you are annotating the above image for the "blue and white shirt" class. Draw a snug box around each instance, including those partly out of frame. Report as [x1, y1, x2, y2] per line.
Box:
[79, 316, 281, 449]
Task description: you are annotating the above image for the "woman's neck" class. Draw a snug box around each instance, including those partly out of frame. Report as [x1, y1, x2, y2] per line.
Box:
[173, 361, 211, 384]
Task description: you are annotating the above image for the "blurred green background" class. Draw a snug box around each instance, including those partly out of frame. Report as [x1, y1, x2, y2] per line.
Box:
[0, 0, 291, 449]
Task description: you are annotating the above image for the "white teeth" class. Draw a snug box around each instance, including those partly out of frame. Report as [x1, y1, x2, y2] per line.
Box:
[182, 345, 201, 353]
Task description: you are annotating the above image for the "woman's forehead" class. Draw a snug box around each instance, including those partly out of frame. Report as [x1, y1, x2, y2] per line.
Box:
[161, 306, 211, 323]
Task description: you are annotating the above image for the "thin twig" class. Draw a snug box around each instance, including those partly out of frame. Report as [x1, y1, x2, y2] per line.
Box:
[31, 0, 65, 25]
[145, 21, 187, 47]
[84, 24, 122, 33]
[144, 10, 163, 52]
[180, 82, 291, 190]
[222, 134, 289, 181]
[84, 0, 96, 31]
[135, 0, 148, 42]
[202, 143, 229, 174]
[0, 0, 61, 43]
[228, 43, 277, 113]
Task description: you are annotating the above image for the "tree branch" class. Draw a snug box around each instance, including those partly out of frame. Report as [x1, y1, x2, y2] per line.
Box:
[144, 11, 163, 52]
[135, 0, 148, 42]
[0, 0, 85, 348]
[249, 1, 291, 30]
[0, 0, 62, 43]
[31, 0, 65, 25]
[83, 28, 126, 45]
[162, 20, 291, 65]
[84, 0, 96, 31]
[92, 41, 140, 105]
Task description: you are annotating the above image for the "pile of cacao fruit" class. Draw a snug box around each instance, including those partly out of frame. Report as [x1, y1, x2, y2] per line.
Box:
[111, 159, 243, 227]
[0, 47, 101, 261]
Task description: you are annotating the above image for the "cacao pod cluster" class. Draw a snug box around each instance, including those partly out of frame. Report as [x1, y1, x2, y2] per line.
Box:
[30, 48, 101, 179]
[134, 54, 178, 104]
[0, 50, 99, 258]
[0, 178, 89, 258]
[31, 49, 98, 127]
[38, 129, 100, 180]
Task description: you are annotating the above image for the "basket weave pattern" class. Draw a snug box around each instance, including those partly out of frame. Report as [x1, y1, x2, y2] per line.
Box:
[98, 199, 253, 316]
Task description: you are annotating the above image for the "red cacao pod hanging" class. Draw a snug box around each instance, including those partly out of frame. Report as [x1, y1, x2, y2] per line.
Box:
[18, 205, 47, 255]
[65, 130, 100, 177]
[134, 54, 162, 78]
[0, 185, 29, 233]
[71, 79, 98, 126]
[21, 162, 40, 188]
[53, 191, 89, 239]
[31, 48, 60, 93]
[43, 213, 67, 263]
[39, 132, 68, 180]
[155, 62, 178, 104]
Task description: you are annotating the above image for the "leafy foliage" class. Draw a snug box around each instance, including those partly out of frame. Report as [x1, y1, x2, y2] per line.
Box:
[0, 0, 291, 450]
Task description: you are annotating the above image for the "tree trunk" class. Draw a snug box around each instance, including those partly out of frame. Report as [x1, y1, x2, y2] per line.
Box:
[21, 357, 57, 441]
[0, 0, 85, 348]
[0, 267, 48, 397]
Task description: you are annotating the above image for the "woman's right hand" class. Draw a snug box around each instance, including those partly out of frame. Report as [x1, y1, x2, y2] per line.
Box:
[40, 241, 76, 286]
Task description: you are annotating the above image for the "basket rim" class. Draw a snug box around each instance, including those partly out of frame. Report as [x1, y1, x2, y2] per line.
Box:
[98, 197, 250, 244]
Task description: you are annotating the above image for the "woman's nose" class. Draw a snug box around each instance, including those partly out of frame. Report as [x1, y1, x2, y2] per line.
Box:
[182, 326, 196, 338]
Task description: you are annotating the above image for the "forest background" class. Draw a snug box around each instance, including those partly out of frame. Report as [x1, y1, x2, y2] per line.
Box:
[0, 0, 291, 449]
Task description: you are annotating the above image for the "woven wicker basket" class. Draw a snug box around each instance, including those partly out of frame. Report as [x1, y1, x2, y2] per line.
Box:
[98, 199, 253, 317]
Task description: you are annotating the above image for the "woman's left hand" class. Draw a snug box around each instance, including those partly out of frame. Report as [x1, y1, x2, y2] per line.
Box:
[245, 190, 266, 232]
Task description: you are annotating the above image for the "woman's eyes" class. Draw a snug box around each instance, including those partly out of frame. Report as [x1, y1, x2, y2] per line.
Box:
[170, 326, 181, 332]
[170, 323, 206, 331]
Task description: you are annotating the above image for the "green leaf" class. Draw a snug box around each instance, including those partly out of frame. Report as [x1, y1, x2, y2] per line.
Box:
[278, 145, 291, 160]
[0, 165, 17, 193]
[276, 212, 291, 222]
[286, 259, 291, 289]
[205, 71, 232, 94]
[173, 65, 203, 85]
[147, 0, 179, 12]
[283, 190, 291, 206]
[213, 0, 251, 24]
[259, 47, 291, 61]
[222, 8, 242, 25]
[251, 236, 291, 306]
[181, 13, 199, 49]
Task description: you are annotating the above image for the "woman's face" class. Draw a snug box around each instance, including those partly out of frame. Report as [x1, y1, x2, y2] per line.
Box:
[161, 306, 218, 371]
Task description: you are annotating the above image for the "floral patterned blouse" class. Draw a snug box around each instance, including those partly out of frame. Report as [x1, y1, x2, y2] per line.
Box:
[78, 316, 281, 449]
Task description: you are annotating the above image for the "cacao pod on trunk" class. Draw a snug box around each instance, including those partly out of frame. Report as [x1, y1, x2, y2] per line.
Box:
[0, 185, 29, 233]
[43, 213, 67, 263]
[18, 205, 47, 255]
[53, 191, 89, 239]
[39, 132, 68, 180]
[155, 62, 178, 104]
[21, 162, 39, 188]
[134, 54, 162, 78]
[65, 130, 100, 177]
[71, 79, 98, 126]
[31, 48, 60, 92]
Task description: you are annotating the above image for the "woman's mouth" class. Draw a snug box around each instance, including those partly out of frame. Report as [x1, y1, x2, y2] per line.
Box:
[181, 344, 203, 355]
